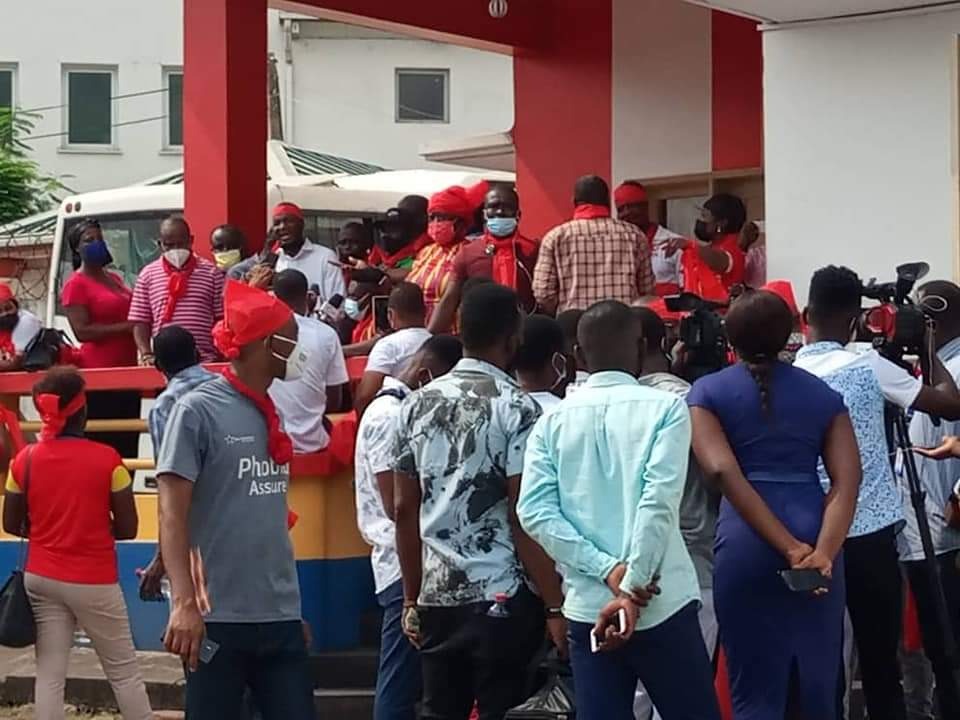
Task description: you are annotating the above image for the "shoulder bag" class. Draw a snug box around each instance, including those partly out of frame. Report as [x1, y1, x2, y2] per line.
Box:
[0, 446, 37, 647]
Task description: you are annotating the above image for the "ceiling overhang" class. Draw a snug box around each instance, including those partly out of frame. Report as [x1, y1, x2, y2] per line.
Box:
[686, 1, 959, 25]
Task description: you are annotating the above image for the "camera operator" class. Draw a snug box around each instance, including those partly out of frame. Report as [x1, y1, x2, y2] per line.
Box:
[794, 266, 960, 720]
[905, 279, 960, 719]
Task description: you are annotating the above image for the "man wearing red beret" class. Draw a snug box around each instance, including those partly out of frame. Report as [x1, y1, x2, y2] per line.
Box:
[158, 280, 314, 719]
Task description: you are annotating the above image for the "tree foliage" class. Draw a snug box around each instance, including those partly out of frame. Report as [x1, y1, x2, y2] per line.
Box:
[0, 109, 67, 225]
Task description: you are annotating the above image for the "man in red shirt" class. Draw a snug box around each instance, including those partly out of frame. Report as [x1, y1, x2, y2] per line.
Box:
[428, 185, 537, 333]
[665, 193, 747, 303]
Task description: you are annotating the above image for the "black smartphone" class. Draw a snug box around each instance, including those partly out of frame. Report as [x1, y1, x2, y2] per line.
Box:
[779, 569, 829, 593]
[372, 295, 390, 333]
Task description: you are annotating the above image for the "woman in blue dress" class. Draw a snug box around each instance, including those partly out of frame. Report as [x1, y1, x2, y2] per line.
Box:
[687, 290, 861, 720]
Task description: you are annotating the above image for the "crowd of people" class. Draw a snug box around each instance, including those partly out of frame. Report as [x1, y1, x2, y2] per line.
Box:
[4, 170, 960, 720]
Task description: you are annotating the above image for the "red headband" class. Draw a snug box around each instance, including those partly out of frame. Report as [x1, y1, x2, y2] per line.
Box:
[272, 202, 303, 221]
[614, 183, 648, 207]
[212, 280, 293, 360]
[35, 391, 86, 441]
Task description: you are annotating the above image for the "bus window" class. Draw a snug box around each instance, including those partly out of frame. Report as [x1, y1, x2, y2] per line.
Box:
[303, 213, 385, 250]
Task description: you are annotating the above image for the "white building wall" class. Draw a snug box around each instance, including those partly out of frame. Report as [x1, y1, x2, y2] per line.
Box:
[764, 9, 960, 300]
[612, 0, 712, 184]
[283, 21, 514, 170]
[0, 0, 183, 194]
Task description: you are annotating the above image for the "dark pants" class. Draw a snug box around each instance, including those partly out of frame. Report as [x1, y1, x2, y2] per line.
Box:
[376, 580, 422, 720]
[86, 390, 141, 460]
[418, 585, 544, 720]
[844, 525, 907, 720]
[905, 550, 960, 720]
[568, 601, 719, 720]
[185, 621, 314, 720]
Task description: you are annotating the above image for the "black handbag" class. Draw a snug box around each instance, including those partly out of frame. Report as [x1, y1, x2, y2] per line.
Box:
[0, 446, 36, 648]
[22, 329, 72, 372]
[506, 646, 576, 720]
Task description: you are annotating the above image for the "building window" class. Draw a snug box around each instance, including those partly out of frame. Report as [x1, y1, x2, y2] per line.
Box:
[396, 69, 449, 123]
[163, 68, 183, 148]
[0, 65, 15, 110]
[63, 66, 117, 148]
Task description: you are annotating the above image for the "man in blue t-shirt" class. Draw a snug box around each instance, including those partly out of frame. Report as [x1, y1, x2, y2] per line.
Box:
[795, 265, 960, 720]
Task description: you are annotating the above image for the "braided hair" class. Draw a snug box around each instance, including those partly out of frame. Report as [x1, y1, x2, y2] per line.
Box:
[724, 290, 794, 415]
[66, 218, 102, 270]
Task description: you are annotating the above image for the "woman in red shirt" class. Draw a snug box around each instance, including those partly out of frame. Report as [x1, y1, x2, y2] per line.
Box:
[61, 219, 140, 459]
[2, 368, 152, 720]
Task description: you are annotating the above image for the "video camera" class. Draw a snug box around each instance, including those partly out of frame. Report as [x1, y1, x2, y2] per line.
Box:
[664, 292, 730, 382]
[858, 262, 931, 364]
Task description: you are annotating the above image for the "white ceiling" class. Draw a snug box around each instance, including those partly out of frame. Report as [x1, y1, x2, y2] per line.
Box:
[690, 1, 959, 24]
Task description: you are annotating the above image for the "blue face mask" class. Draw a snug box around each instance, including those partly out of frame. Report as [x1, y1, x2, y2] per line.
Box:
[79, 239, 113, 267]
[344, 298, 366, 321]
[486, 216, 518, 238]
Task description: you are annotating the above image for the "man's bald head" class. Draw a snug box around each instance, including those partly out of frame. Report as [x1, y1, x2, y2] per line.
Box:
[577, 300, 643, 375]
[919, 280, 960, 346]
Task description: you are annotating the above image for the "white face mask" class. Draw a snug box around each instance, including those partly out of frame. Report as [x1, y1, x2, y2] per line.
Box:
[344, 297, 367, 321]
[271, 334, 309, 382]
[163, 248, 192, 269]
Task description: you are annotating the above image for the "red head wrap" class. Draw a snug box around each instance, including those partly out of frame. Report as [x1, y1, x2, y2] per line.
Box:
[212, 280, 294, 360]
[614, 182, 648, 208]
[429, 183, 488, 222]
[0, 284, 15, 304]
[762, 280, 799, 318]
[272, 202, 304, 221]
[35, 391, 87, 442]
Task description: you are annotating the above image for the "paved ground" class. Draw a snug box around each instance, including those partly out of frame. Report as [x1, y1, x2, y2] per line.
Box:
[0, 707, 119, 719]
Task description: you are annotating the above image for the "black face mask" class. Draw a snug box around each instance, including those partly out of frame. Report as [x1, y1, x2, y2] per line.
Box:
[694, 220, 712, 243]
[378, 231, 410, 256]
[0, 313, 18, 332]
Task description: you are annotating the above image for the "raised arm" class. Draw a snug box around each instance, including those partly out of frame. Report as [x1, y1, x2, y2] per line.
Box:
[690, 406, 811, 564]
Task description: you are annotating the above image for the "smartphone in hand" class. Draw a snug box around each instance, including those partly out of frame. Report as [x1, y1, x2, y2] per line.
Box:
[779, 569, 829, 593]
[590, 607, 628, 653]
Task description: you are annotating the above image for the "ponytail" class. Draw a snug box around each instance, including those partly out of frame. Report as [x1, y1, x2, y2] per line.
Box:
[744, 354, 775, 415]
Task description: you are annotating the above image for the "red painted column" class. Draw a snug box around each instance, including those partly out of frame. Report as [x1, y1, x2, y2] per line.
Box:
[711, 11, 763, 171]
[183, 0, 267, 258]
[513, 1, 613, 239]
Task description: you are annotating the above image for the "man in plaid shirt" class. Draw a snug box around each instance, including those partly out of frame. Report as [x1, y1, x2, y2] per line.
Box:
[533, 175, 655, 314]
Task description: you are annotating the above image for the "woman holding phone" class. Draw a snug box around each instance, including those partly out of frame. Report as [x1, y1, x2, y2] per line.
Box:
[687, 290, 861, 720]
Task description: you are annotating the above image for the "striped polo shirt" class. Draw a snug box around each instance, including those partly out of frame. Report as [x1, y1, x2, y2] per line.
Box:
[128, 256, 225, 361]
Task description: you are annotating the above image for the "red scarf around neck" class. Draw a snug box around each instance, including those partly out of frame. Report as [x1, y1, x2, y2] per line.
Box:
[161, 254, 198, 323]
[485, 232, 538, 289]
[368, 233, 431, 269]
[0, 331, 14, 360]
[572, 204, 611, 221]
[222, 367, 293, 466]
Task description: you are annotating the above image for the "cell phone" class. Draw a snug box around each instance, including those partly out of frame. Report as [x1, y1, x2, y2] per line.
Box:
[590, 607, 628, 653]
[779, 569, 829, 593]
[199, 638, 220, 664]
[372, 295, 390, 333]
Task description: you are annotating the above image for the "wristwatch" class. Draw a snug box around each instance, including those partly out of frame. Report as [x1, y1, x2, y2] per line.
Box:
[545, 607, 563, 619]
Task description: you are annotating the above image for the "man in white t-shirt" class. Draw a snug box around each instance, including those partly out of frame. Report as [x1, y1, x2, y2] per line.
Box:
[614, 181, 686, 296]
[514, 314, 569, 413]
[353, 334, 463, 720]
[269, 270, 349, 453]
[271, 202, 346, 304]
[0, 283, 42, 372]
[794, 265, 960, 720]
[354, 282, 431, 416]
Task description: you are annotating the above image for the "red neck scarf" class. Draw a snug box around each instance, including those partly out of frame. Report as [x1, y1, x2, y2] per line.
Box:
[222, 367, 293, 466]
[643, 223, 659, 243]
[0, 331, 14, 360]
[368, 232, 431, 269]
[36, 392, 87, 442]
[572, 204, 610, 221]
[485, 231, 538, 289]
[161, 254, 198, 323]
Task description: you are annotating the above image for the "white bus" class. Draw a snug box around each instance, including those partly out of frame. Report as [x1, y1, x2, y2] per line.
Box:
[46, 168, 514, 328]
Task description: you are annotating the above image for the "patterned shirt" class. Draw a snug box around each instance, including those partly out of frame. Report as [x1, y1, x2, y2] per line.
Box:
[532, 217, 654, 313]
[394, 358, 541, 606]
[148, 364, 217, 458]
[794, 341, 921, 536]
[904, 337, 960, 560]
[128, 256, 225, 361]
[407, 242, 462, 321]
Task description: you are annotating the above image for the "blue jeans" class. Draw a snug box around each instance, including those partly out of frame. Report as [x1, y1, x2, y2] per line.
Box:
[185, 621, 314, 720]
[568, 601, 720, 720]
[375, 580, 422, 720]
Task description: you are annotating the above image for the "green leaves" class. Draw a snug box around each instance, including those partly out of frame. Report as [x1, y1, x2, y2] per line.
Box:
[0, 108, 68, 225]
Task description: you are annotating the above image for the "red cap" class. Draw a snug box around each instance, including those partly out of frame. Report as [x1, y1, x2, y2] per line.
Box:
[614, 182, 648, 207]
[0, 284, 15, 304]
[212, 280, 294, 360]
[272, 202, 304, 221]
[762, 280, 799, 317]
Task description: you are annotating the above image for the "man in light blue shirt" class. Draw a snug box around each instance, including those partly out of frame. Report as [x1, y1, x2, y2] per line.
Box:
[518, 300, 719, 720]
